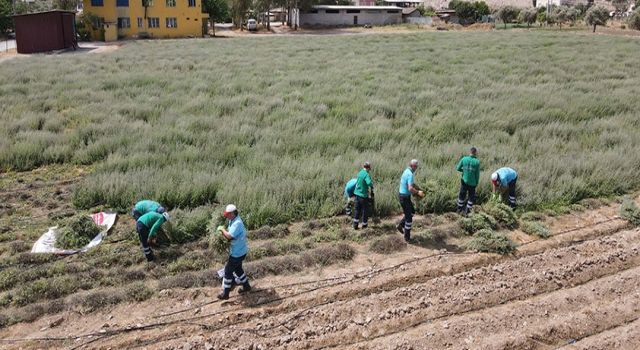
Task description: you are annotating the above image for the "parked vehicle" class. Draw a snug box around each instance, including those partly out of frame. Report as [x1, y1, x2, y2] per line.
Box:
[247, 19, 257, 31]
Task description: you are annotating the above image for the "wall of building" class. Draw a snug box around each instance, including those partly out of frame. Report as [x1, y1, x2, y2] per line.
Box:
[83, 0, 207, 39]
[300, 9, 402, 26]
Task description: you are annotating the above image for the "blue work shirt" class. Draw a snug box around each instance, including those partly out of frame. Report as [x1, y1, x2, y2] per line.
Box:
[228, 216, 248, 257]
[399, 168, 414, 195]
[496, 167, 518, 187]
[344, 178, 357, 198]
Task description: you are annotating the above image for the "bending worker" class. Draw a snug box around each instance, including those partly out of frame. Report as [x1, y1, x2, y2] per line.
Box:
[136, 210, 170, 262]
[132, 200, 166, 221]
[456, 147, 480, 215]
[397, 159, 425, 242]
[353, 162, 374, 230]
[217, 204, 251, 300]
[491, 167, 518, 209]
[343, 178, 357, 216]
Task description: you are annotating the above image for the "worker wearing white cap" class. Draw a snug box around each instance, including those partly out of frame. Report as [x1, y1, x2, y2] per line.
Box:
[216, 204, 250, 300]
[491, 167, 518, 209]
[397, 159, 425, 242]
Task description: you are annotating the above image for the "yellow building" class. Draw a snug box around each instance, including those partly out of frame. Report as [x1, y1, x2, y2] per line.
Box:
[83, 0, 208, 40]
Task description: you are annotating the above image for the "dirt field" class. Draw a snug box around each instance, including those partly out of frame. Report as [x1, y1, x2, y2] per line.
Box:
[1, 192, 638, 349]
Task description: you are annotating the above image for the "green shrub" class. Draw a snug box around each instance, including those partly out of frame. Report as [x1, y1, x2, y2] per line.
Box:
[519, 211, 545, 221]
[125, 282, 154, 302]
[483, 202, 517, 229]
[56, 214, 101, 249]
[164, 206, 213, 243]
[13, 276, 90, 306]
[620, 198, 640, 226]
[459, 213, 497, 234]
[521, 221, 551, 238]
[465, 229, 516, 255]
[168, 251, 209, 273]
[248, 224, 290, 240]
[369, 235, 407, 254]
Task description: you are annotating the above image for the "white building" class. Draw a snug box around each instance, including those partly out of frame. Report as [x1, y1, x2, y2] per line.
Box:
[299, 5, 403, 27]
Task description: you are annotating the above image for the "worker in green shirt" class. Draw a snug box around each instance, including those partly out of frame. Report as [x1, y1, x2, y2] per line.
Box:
[136, 211, 170, 262]
[456, 146, 480, 215]
[353, 162, 374, 230]
[131, 200, 166, 220]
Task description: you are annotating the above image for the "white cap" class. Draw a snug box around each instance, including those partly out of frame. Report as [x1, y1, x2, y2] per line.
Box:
[410, 159, 419, 166]
[224, 204, 237, 213]
[491, 172, 498, 181]
[162, 212, 171, 222]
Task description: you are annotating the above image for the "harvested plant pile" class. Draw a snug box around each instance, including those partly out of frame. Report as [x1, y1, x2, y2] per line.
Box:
[465, 229, 516, 255]
[56, 215, 101, 249]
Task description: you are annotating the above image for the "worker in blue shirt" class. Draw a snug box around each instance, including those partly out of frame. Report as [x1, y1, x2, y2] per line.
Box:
[491, 167, 518, 209]
[397, 159, 425, 242]
[343, 178, 357, 216]
[216, 204, 251, 300]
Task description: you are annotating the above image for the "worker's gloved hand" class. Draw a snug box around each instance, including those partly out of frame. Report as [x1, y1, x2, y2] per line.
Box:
[417, 190, 425, 198]
[216, 225, 225, 234]
[148, 236, 157, 245]
[491, 193, 498, 201]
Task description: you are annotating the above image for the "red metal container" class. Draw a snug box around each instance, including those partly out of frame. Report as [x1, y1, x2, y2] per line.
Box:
[13, 10, 78, 54]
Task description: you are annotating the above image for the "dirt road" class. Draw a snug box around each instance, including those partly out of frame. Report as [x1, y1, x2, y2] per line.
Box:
[1, 198, 638, 349]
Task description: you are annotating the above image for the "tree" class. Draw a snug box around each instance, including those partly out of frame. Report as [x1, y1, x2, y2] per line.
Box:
[0, 0, 12, 39]
[230, 0, 252, 30]
[417, 5, 436, 16]
[628, 9, 640, 29]
[518, 7, 537, 28]
[474, 1, 490, 18]
[203, 0, 229, 36]
[551, 6, 568, 28]
[53, 0, 77, 11]
[496, 5, 519, 29]
[536, 10, 546, 25]
[585, 5, 610, 32]
[449, 0, 489, 24]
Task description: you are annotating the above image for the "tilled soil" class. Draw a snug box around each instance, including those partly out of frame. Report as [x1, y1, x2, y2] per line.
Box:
[1, 200, 639, 350]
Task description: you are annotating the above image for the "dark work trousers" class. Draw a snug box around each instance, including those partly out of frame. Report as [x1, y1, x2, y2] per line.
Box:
[353, 195, 369, 229]
[222, 255, 248, 296]
[457, 179, 477, 214]
[507, 178, 517, 208]
[132, 208, 142, 221]
[398, 194, 415, 240]
[136, 221, 155, 262]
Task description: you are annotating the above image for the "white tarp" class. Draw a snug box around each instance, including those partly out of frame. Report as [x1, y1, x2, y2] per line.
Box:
[31, 212, 117, 255]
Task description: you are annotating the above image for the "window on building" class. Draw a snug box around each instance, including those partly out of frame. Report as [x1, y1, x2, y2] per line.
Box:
[141, 0, 154, 6]
[137, 17, 143, 28]
[326, 9, 339, 13]
[148, 17, 160, 28]
[166, 0, 176, 6]
[116, 0, 129, 6]
[90, 0, 103, 6]
[387, 10, 400, 13]
[91, 17, 104, 28]
[166, 17, 178, 27]
[310, 9, 318, 13]
[346, 9, 360, 13]
[188, 0, 196, 6]
[117, 17, 131, 28]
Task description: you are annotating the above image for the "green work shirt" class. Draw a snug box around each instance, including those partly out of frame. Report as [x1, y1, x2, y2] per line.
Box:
[137, 212, 166, 238]
[134, 200, 161, 215]
[354, 168, 373, 198]
[456, 155, 480, 187]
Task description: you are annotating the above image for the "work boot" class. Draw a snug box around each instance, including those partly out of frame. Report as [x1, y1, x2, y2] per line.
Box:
[217, 290, 230, 300]
[404, 230, 411, 242]
[396, 223, 403, 234]
[238, 282, 252, 294]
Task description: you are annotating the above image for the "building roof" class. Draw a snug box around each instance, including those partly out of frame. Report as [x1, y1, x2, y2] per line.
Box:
[312, 5, 403, 10]
[402, 7, 419, 15]
[12, 10, 76, 18]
